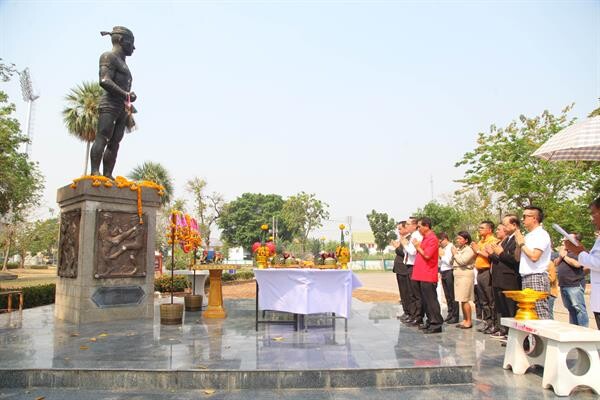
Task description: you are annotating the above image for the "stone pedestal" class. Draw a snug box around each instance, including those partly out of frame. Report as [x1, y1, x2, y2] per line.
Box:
[55, 180, 161, 324]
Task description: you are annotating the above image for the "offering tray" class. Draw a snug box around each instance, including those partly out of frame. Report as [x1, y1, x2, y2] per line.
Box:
[316, 265, 339, 270]
[272, 264, 302, 269]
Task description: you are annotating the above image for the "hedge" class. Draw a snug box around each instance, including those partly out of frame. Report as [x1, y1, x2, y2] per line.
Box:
[0, 284, 56, 310]
[222, 270, 254, 282]
[154, 275, 189, 293]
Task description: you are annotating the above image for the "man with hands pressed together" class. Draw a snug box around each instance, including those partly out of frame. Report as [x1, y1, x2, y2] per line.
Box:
[564, 196, 600, 329]
[486, 216, 521, 338]
[400, 218, 423, 326]
[514, 206, 552, 319]
[411, 217, 443, 334]
[472, 221, 498, 333]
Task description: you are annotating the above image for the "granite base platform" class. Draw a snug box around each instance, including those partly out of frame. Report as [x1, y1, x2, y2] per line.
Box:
[0, 298, 472, 390]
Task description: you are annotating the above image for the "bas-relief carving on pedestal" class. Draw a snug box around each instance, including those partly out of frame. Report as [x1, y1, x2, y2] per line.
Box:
[94, 210, 147, 279]
[58, 209, 81, 278]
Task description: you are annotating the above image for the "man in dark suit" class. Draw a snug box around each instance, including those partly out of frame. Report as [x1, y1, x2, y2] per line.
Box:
[486, 214, 521, 338]
[393, 221, 413, 320]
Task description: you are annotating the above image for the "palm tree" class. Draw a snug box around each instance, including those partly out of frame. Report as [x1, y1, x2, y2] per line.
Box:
[128, 161, 174, 206]
[62, 82, 103, 175]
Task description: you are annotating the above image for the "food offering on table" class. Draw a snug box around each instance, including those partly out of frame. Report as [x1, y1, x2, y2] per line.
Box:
[253, 224, 275, 269]
[335, 224, 350, 270]
[317, 251, 339, 269]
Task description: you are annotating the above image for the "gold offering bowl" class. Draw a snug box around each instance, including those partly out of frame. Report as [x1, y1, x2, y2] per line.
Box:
[503, 288, 549, 320]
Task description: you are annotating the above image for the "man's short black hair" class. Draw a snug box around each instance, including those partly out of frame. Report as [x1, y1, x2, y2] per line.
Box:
[438, 232, 449, 241]
[419, 217, 432, 228]
[480, 220, 495, 231]
[524, 205, 544, 223]
[397, 220, 406, 228]
[503, 214, 521, 228]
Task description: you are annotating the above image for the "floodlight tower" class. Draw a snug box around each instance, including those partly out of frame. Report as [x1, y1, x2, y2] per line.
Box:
[19, 68, 40, 156]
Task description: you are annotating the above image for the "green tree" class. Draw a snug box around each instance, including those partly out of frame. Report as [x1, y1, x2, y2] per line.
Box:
[455, 105, 599, 209]
[280, 192, 329, 252]
[128, 161, 174, 206]
[62, 82, 103, 175]
[455, 105, 600, 246]
[186, 177, 224, 248]
[28, 217, 59, 261]
[414, 200, 466, 238]
[0, 58, 16, 82]
[0, 81, 44, 270]
[589, 100, 600, 118]
[218, 193, 290, 251]
[366, 210, 396, 254]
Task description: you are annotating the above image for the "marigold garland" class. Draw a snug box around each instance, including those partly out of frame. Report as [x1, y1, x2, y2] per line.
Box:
[70, 175, 165, 224]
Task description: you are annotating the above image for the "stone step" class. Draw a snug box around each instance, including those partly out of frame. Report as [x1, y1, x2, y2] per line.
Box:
[0, 365, 471, 390]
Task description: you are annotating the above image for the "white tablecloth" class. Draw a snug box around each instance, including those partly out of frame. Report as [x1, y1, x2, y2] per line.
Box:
[254, 269, 362, 319]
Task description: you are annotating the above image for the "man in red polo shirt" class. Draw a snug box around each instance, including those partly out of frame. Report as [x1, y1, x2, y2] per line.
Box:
[412, 217, 443, 334]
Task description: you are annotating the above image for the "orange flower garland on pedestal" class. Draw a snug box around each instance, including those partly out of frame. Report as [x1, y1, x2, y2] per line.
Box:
[70, 175, 165, 224]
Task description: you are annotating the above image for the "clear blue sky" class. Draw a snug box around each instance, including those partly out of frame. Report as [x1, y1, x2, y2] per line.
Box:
[1, 0, 598, 237]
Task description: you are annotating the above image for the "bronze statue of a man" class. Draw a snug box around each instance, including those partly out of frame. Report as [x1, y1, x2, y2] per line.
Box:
[90, 26, 137, 180]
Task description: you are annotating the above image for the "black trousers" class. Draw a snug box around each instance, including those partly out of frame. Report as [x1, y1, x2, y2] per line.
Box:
[419, 281, 443, 329]
[595, 312, 600, 330]
[395, 273, 412, 315]
[476, 269, 495, 326]
[407, 265, 423, 322]
[441, 270, 459, 321]
[493, 286, 517, 331]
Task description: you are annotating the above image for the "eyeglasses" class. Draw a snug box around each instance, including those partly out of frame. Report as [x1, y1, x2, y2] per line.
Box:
[522, 214, 535, 220]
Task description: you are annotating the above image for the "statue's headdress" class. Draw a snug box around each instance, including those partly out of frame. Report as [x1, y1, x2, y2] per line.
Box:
[100, 26, 134, 39]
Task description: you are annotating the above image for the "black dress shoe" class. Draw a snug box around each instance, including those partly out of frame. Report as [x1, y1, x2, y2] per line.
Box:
[446, 318, 459, 324]
[423, 326, 442, 334]
[484, 326, 498, 335]
[476, 323, 489, 332]
[418, 323, 431, 330]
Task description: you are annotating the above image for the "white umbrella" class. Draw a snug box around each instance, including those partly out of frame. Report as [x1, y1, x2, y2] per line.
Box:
[532, 116, 600, 161]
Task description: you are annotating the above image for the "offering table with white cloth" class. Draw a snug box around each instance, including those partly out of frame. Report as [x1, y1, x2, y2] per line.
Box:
[253, 268, 362, 331]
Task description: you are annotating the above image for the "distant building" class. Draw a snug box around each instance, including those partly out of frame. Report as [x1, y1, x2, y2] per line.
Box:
[351, 231, 394, 255]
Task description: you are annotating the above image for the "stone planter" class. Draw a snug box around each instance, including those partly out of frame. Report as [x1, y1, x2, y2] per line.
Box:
[160, 303, 183, 325]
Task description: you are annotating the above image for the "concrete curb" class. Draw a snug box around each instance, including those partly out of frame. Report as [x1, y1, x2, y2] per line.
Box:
[0, 366, 472, 390]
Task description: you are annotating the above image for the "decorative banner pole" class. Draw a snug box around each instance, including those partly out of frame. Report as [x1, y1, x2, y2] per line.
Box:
[255, 224, 271, 269]
[336, 224, 350, 270]
[170, 212, 176, 304]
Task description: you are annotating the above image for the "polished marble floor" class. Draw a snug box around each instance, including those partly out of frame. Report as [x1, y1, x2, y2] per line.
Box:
[0, 298, 598, 398]
[0, 298, 472, 371]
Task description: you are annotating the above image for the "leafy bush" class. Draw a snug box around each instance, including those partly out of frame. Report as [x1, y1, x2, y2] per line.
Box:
[221, 272, 235, 282]
[29, 265, 51, 270]
[4, 262, 19, 270]
[236, 270, 255, 280]
[154, 274, 189, 293]
[0, 284, 56, 310]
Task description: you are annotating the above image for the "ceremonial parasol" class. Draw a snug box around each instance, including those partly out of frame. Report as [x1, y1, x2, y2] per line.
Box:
[532, 116, 600, 161]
